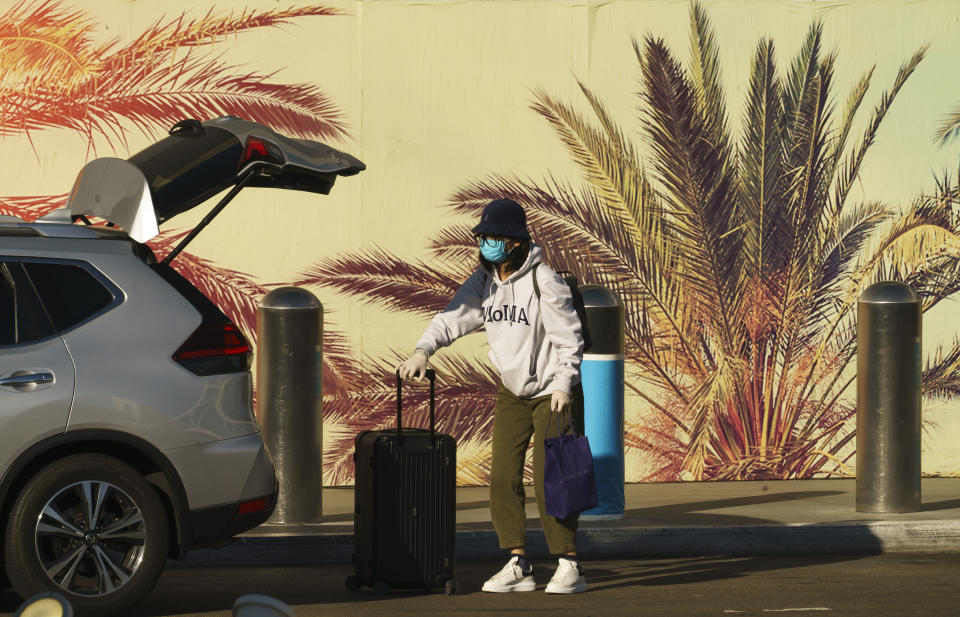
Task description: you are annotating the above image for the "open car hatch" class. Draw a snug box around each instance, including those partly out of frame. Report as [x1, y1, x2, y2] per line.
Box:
[65, 116, 365, 254]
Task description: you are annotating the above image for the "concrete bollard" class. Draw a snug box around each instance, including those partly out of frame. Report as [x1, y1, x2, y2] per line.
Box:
[258, 287, 324, 524]
[856, 281, 922, 513]
[579, 285, 625, 521]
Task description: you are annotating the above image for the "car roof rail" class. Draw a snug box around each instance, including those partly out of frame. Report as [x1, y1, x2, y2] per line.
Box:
[35, 208, 74, 224]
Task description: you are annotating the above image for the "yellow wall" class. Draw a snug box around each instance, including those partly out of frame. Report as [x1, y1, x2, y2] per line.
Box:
[4, 0, 960, 483]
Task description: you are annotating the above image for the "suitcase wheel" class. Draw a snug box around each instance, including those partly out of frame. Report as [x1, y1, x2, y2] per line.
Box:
[444, 579, 459, 595]
[373, 580, 390, 596]
[345, 575, 361, 591]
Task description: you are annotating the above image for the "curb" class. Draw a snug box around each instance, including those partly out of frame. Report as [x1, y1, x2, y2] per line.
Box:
[169, 520, 960, 567]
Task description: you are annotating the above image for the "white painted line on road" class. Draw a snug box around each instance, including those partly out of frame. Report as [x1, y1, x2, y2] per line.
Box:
[725, 610, 831, 614]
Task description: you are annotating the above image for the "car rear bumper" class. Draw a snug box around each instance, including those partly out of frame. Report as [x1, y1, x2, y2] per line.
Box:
[180, 491, 277, 551]
[163, 432, 278, 553]
[164, 432, 277, 510]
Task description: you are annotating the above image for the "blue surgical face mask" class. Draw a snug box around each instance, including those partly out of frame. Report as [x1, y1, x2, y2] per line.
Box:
[480, 238, 509, 263]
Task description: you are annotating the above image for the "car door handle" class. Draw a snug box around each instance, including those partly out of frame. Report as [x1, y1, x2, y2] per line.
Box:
[0, 372, 54, 387]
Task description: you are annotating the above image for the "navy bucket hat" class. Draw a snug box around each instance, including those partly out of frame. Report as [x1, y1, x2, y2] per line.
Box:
[471, 198, 530, 240]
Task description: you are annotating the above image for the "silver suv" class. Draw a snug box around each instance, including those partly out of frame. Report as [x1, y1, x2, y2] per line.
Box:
[0, 117, 364, 615]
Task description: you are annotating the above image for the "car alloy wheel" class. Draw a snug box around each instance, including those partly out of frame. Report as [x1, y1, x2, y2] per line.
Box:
[35, 480, 146, 595]
[6, 454, 168, 617]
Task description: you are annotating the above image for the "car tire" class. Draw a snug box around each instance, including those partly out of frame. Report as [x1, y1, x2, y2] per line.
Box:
[5, 454, 169, 617]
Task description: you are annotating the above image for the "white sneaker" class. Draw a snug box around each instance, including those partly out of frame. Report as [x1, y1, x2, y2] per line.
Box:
[481, 555, 536, 593]
[545, 558, 587, 594]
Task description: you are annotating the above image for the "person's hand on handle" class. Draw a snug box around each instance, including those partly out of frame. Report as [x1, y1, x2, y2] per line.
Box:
[551, 390, 570, 413]
[398, 348, 429, 381]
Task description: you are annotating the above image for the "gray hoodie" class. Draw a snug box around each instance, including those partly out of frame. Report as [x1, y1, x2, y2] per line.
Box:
[415, 243, 583, 398]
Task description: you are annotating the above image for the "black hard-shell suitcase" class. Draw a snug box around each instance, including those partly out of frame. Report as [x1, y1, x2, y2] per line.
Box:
[345, 369, 458, 596]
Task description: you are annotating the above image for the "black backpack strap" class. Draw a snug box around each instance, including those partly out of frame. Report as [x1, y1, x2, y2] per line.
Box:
[534, 266, 593, 352]
[532, 263, 541, 300]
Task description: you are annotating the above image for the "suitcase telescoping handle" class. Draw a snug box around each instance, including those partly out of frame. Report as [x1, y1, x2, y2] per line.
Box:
[395, 368, 436, 437]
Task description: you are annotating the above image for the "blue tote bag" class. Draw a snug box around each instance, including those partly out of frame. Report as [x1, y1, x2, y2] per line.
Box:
[543, 408, 598, 519]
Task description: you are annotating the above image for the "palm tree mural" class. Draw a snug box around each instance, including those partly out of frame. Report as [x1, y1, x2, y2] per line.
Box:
[311, 2, 960, 484]
[0, 2, 374, 485]
[0, 0, 350, 317]
[935, 104, 960, 146]
[0, 1, 346, 147]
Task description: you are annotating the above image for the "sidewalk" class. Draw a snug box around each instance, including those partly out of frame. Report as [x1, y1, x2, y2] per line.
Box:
[176, 478, 960, 566]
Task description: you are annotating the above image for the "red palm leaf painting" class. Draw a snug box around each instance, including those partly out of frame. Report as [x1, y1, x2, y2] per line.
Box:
[0, 194, 66, 219]
[305, 2, 960, 483]
[0, 3, 383, 486]
[0, 1, 347, 148]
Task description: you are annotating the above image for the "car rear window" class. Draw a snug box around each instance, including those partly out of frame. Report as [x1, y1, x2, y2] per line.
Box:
[128, 126, 243, 224]
[22, 261, 116, 332]
[0, 261, 57, 346]
[149, 262, 231, 324]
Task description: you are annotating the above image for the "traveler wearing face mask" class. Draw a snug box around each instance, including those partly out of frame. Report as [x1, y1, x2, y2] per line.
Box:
[397, 198, 587, 594]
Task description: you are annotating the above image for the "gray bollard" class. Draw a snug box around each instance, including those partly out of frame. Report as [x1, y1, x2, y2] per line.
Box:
[258, 287, 324, 524]
[856, 281, 922, 513]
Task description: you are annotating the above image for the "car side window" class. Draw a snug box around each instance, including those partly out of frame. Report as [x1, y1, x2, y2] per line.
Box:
[22, 261, 116, 333]
[0, 264, 14, 345]
[0, 261, 57, 346]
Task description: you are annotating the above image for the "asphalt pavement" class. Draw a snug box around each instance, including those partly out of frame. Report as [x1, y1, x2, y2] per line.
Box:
[6, 554, 954, 617]
[5, 480, 960, 617]
[179, 477, 960, 566]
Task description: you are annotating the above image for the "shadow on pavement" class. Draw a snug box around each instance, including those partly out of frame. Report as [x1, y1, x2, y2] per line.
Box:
[920, 498, 960, 512]
[583, 553, 874, 592]
[623, 490, 845, 526]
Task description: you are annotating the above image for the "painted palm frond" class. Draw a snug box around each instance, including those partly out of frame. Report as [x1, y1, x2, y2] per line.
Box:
[831, 48, 926, 217]
[935, 105, 960, 145]
[637, 34, 745, 359]
[0, 3, 347, 146]
[451, 176, 647, 286]
[530, 89, 687, 345]
[427, 226, 479, 269]
[105, 6, 341, 62]
[0, 194, 66, 218]
[531, 86, 651, 236]
[924, 339, 960, 400]
[87, 55, 346, 145]
[739, 37, 785, 278]
[296, 247, 466, 316]
[0, 1, 101, 88]
[688, 0, 730, 153]
[456, 435, 497, 487]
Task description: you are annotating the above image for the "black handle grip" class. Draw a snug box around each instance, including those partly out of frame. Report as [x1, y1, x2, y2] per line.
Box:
[395, 369, 436, 436]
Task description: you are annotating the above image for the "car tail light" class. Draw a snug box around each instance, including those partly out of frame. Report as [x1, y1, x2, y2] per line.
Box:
[237, 499, 268, 515]
[173, 322, 252, 375]
[239, 136, 283, 168]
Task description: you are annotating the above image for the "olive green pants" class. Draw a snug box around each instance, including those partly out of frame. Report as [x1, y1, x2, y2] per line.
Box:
[489, 383, 583, 555]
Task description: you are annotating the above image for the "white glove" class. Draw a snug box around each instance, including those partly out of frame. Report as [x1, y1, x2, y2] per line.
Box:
[551, 390, 570, 413]
[397, 349, 428, 381]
